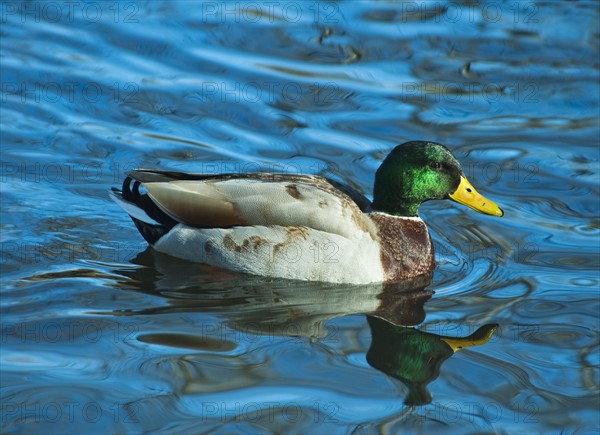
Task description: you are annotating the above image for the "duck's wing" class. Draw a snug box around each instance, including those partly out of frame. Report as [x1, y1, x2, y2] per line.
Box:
[113, 169, 373, 240]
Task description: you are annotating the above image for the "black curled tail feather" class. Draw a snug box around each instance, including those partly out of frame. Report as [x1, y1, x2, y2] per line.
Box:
[117, 176, 179, 245]
[121, 176, 178, 229]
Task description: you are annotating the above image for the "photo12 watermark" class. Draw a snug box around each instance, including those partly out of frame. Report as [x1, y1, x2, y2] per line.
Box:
[0, 241, 148, 265]
[399, 82, 539, 104]
[403, 400, 539, 424]
[194, 81, 340, 106]
[420, 321, 541, 344]
[1, 2, 140, 24]
[1, 320, 139, 345]
[194, 319, 340, 345]
[198, 2, 340, 24]
[462, 160, 540, 185]
[436, 241, 539, 264]
[1, 401, 140, 425]
[393, 1, 539, 24]
[199, 400, 339, 423]
[1, 81, 139, 105]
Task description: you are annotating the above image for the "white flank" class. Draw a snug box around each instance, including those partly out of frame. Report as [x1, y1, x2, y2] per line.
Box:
[154, 224, 385, 285]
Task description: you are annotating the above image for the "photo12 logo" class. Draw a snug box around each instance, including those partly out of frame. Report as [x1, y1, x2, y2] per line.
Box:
[200, 401, 339, 423]
[1, 81, 138, 105]
[196, 81, 340, 105]
[404, 400, 539, 424]
[400, 81, 539, 104]
[1, 401, 140, 424]
[394, 2, 539, 24]
[1, 320, 138, 344]
[198, 2, 340, 24]
[1, 2, 140, 24]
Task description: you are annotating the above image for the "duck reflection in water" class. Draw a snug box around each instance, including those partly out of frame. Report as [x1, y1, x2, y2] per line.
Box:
[108, 251, 498, 406]
[367, 313, 497, 406]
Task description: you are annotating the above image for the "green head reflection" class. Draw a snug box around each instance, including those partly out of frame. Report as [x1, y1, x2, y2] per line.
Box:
[366, 317, 498, 406]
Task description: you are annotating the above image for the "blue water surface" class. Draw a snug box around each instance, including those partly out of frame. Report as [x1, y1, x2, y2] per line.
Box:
[1, 1, 599, 433]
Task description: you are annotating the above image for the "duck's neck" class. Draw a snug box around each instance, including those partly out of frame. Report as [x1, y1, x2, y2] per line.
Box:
[372, 157, 422, 217]
[372, 196, 420, 217]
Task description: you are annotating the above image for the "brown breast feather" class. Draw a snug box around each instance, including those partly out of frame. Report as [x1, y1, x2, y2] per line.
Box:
[368, 213, 435, 282]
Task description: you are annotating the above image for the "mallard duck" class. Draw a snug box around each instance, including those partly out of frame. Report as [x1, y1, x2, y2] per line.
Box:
[111, 141, 503, 284]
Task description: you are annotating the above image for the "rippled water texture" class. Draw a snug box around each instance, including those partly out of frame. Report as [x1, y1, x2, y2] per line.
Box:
[1, 1, 599, 433]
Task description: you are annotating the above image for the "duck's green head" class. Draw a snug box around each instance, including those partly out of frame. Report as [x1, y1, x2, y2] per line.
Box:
[373, 141, 503, 217]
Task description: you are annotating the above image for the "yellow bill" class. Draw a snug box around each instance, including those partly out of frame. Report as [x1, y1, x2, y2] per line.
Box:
[441, 324, 499, 352]
[449, 176, 503, 217]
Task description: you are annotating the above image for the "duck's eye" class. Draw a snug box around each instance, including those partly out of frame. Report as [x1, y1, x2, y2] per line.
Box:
[430, 161, 441, 170]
